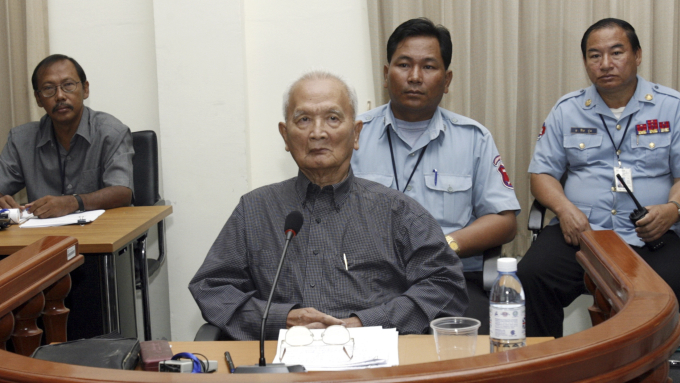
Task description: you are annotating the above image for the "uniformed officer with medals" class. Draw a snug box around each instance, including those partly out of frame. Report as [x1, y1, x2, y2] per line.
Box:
[518, 18, 680, 339]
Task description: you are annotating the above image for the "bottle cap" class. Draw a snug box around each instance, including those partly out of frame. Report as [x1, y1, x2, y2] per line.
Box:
[497, 257, 517, 272]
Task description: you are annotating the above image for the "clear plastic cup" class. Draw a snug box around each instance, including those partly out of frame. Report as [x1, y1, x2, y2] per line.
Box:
[430, 317, 481, 360]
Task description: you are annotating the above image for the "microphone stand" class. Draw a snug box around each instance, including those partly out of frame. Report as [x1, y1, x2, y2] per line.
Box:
[233, 229, 305, 374]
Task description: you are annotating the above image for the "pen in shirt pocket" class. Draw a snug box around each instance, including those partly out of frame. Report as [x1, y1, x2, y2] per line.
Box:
[343, 253, 349, 271]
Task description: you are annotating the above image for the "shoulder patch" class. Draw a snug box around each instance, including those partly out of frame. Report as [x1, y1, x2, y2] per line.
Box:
[537, 123, 546, 141]
[493, 155, 513, 189]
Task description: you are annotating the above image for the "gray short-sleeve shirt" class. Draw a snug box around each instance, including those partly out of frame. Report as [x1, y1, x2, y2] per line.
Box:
[0, 106, 134, 202]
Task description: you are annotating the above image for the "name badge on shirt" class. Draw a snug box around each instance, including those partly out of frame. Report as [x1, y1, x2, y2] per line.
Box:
[571, 127, 598, 134]
[614, 167, 633, 193]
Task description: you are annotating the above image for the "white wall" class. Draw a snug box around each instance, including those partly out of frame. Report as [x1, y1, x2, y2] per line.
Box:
[47, 0, 375, 341]
[244, 0, 375, 189]
[153, 0, 251, 341]
[48, 0, 160, 134]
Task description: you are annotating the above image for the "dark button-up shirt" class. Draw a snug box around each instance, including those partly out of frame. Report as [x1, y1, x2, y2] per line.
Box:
[189, 168, 468, 340]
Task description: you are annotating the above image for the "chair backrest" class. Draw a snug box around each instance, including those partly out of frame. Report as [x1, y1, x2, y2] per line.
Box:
[131, 130, 160, 207]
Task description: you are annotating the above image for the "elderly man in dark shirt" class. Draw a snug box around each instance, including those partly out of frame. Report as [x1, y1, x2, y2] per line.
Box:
[189, 71, 467, 340]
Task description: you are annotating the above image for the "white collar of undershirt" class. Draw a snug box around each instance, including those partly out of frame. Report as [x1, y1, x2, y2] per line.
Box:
[610, 106, 625, 120]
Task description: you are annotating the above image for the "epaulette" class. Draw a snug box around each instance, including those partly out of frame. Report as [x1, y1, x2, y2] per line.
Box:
[651, 82, 680, 101]
[554, 88, 586, 110]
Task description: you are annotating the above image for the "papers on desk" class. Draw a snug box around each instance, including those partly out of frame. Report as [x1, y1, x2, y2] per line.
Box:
[272, 326, 399, 371]
[20, 210, 105, 228]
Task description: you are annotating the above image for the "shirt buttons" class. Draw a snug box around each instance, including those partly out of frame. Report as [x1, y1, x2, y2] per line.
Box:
[611, 209, 617, 215]
[447, 186, 453, 192]
[406, 185, 412, 191]
[409, 153, 416, 157]
[649, 142, 656, 149]
[310, 283, 315, 288]
[315, 218, 321, 223]
[579, 143, 585, 149]
[313, 250, 319, 255]
[67, 184, 72, 189]
[611, 187, 616, 192]
[616, 124, 621, 130]
[645, 94, 653, 101]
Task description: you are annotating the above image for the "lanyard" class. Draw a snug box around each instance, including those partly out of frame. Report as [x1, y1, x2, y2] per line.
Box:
[599, 113, 633, 166]
[53, 128, 66, 195]
[386, 128, 428, 192]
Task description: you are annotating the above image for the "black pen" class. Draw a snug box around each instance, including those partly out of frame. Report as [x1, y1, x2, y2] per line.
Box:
[224, 351, 235, 373]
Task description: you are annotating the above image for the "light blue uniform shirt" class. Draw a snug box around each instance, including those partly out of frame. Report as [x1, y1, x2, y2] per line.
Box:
[351, 103, 521, 272]
[529, 76, 680, 246]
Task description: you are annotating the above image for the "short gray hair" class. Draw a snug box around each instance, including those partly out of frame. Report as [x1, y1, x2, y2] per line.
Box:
[282, 70, 358, 121]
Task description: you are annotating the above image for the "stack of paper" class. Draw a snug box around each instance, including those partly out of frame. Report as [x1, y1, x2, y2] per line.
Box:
[272, 326, 399, 371]
[20, 210, 105, 228]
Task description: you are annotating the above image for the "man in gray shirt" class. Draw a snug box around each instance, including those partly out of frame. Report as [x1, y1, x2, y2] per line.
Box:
[0, 54, 133, 218]
[189, 71, 468, 340]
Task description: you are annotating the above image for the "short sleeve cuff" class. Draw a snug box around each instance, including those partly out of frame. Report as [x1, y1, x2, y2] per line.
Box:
[528, 162, 564, 180]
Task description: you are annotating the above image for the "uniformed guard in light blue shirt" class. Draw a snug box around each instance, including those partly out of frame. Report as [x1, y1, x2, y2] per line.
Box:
[351, 18, 520, 335]
[518, 18, 680, 339]
[529, 77, 680, 244]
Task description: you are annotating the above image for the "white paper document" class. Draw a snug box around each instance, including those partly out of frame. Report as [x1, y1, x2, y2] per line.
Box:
[20, 210, 105, 228]
[272, 326, 399, 371]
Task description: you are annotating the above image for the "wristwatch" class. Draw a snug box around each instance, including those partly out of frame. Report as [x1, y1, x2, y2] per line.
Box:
[73, 194, 84, 213]
[445, 235, 460, 255]
[669, 201, 680, 221]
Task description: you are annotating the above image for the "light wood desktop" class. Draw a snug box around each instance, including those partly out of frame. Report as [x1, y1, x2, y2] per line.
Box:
[0, 206, 172, 255]
[167, 335, 553, 374]
[0, 206, 172, 340]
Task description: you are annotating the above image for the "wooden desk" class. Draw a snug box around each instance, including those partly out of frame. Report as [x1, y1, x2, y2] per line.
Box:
[0, 206, 172, 339]
[0, 230, 677, 382]
[0, 206, 172, 255]
[166, 335, 553, 374]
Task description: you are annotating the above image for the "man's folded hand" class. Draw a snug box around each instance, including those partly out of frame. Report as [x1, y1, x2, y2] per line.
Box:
[286, 307, 345, 329]
[635, 203, 679, 242]
[27, 195, 79, 219]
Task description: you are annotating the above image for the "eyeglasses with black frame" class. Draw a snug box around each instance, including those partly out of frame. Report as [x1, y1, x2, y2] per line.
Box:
[37, 81, 81, 98]
[279, 325, 354, 362]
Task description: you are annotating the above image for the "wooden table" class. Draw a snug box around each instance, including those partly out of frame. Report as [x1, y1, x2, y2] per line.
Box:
[0, 206, 172, 255]
[166, 335, 553, 374]
[0, 206, 172, 339]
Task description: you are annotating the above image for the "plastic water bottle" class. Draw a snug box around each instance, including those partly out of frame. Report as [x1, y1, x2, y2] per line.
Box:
[489, 257, 526, 352]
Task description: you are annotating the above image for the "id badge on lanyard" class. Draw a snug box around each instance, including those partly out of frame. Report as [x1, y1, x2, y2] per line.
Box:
[614, 165, 633, 192]
[600, 114, 634, 192]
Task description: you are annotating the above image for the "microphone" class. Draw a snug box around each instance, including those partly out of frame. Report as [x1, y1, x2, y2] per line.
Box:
[616, 174, 664, 251]
[284, 210, 304, 241]
[233, 211, 306, 374]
